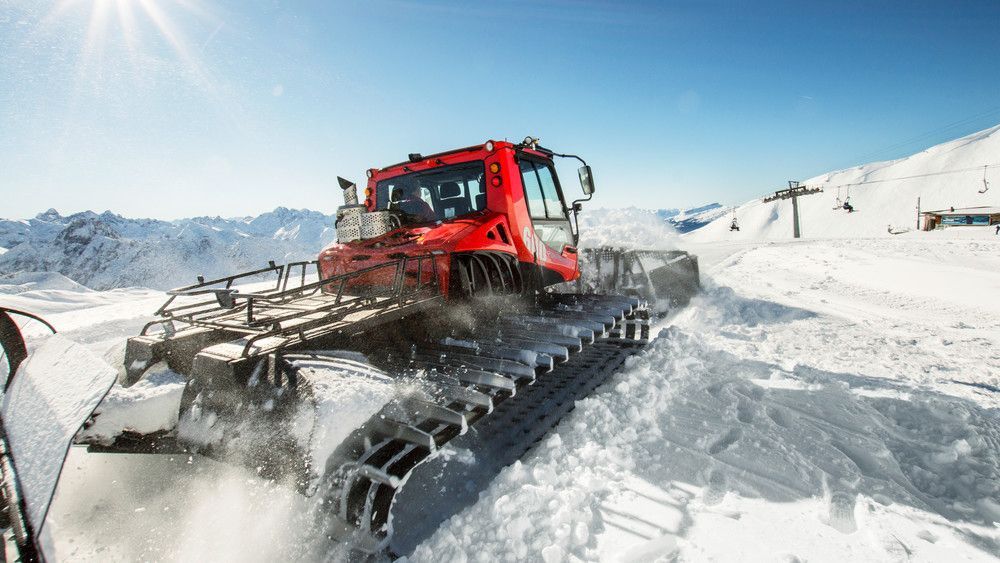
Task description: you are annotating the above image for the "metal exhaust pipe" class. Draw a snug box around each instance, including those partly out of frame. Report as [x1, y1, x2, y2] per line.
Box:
[337, 176, 359, 206]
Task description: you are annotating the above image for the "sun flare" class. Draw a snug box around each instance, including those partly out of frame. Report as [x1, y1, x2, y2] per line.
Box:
[43, 0, 216, 86]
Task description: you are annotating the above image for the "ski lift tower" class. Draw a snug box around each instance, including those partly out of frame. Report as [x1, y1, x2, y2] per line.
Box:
[762, 181, 823, 238]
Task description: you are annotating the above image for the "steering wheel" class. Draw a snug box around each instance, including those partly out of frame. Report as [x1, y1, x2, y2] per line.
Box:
[384, 204, 405, 229]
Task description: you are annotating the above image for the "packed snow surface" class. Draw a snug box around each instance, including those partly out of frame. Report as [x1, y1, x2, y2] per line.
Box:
[1, 233, 998, 561]
[689, 123, 1000, 241]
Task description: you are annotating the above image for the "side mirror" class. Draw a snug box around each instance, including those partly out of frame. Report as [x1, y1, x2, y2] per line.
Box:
[578, 165, 595, 195]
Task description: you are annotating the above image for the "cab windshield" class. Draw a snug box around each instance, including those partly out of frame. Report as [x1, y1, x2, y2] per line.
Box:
[375, 161, 487, 224]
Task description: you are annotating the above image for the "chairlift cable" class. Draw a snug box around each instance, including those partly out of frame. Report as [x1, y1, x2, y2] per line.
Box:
[850, 106, 1000, 165]
[821, 163, 1000, 190]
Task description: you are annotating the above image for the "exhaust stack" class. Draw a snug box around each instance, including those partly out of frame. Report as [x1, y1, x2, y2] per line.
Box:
[334, 175, 394, 243]
[338, 176, 359, 206]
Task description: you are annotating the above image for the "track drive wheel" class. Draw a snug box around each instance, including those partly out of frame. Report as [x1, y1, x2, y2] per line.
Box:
[456, 252, 522, 298]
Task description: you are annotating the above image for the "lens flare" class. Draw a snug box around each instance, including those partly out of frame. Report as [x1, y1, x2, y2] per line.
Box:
[43, 0, 218, 90]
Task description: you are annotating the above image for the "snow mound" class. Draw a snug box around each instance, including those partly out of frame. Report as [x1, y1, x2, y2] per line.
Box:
[689, 123, 1000, 241]
[0, 272, 92, 295]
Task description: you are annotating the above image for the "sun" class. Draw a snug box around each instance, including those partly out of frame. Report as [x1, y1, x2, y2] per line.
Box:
[42, 0, 217, 86]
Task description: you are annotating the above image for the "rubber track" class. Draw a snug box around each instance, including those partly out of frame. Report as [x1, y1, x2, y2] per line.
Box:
[316, 295, 648, 557]
[388, 341, 640, 556]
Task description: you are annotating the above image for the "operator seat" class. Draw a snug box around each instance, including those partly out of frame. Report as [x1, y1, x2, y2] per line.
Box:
[438, 182, 470, 218]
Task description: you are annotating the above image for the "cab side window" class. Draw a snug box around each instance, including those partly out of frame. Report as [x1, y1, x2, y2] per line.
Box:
[518, 158, 573, 251]
[535, 164, 566, 220]
[519, 159, 566, 220]
[520, 160, 548, 219]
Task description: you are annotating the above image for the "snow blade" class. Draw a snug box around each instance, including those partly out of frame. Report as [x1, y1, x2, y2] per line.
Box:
[0, 334, 118, 561]
[579, 248, 700, 306]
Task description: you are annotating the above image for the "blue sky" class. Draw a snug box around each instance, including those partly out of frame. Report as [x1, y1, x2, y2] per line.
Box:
[1, 0, 999, 219]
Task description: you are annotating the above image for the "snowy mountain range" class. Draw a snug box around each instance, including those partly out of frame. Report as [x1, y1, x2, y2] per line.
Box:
[657, 203, 727, 233]
[688, 123, 1000, 241]
[0, 208, 337, 290]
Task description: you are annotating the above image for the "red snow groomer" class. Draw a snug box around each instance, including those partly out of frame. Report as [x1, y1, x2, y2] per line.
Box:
[320, 138, 596, 298]
[0, 138, 699, 561]
[318, 137, 696, 302]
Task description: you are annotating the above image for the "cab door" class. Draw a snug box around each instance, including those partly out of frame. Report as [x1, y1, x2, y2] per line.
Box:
[516, 156, 579, 283]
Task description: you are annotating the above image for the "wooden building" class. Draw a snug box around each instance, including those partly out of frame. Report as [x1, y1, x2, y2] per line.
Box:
[921, 206, 1000, 230]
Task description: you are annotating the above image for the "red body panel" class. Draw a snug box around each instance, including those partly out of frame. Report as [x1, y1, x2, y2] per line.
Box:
[318, 141, 580, 296]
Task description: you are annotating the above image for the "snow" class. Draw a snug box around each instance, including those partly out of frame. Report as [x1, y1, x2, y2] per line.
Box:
[577, 207, 679, 250]
[412, 236, 999, 561]
[77, 364, 187, 445]
[661, 203, 729, 233]
[688, 124, 1000, 241]
[0, 271, 91, 295]
[286, 357, 397, 491]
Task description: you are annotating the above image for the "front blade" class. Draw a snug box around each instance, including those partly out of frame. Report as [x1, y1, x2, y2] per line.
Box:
[579, 248, 700, 306]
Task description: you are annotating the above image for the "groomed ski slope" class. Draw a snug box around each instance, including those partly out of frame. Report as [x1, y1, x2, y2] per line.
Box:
[9, 234, 992, 561]
[411, 236, 999, 562]
[688, 124, 1000, 241]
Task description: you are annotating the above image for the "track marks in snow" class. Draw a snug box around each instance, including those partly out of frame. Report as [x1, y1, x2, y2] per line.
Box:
[418, 264, 1000, 560]
[766, 406, 790, 427]
[736, 398, 754, 424]
[827, 491, 858, 534]
[708, 428, 741, 455]
[830, 441, 882, 478]
[702, 469, 728, 506]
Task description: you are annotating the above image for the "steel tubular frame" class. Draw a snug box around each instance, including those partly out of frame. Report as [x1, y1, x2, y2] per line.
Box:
[138, 255, 440, 342]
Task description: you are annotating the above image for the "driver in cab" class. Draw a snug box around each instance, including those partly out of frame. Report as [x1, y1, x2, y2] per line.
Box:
[390, 182, 436, 224]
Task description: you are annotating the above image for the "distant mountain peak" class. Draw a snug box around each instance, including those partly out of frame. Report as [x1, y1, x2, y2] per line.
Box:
[37, 208, 61, 222]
